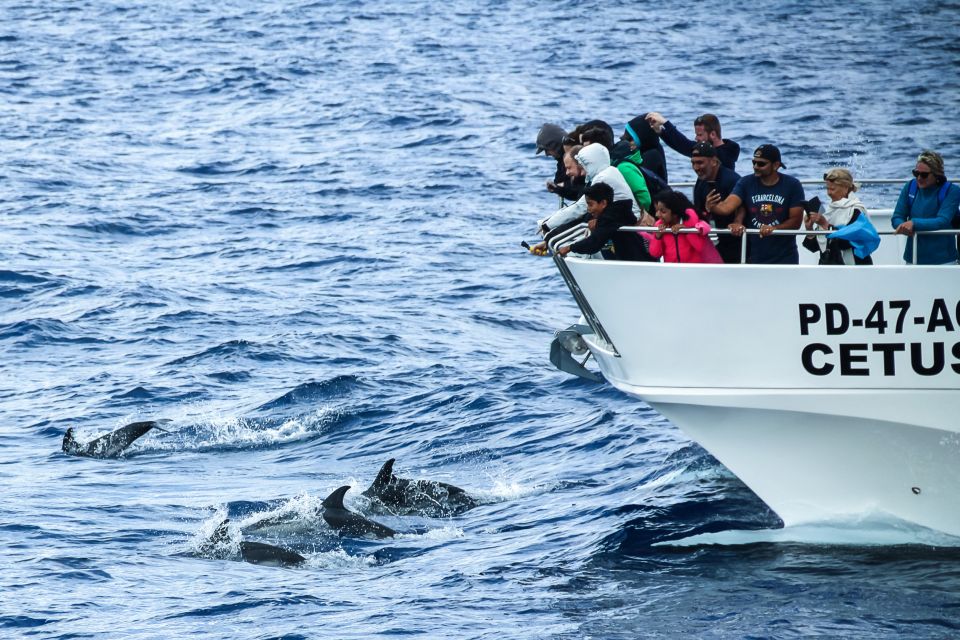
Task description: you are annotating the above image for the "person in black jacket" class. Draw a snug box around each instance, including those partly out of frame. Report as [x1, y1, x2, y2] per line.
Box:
[537, 123, 584, 201]
[611, 114, 669, 183]
[552, 182, 651, 261]
[645, 112, 741, 171]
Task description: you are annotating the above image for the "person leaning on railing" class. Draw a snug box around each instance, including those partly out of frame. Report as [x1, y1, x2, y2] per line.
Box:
[640, 190, 722, 264]
[802, 168, 875, 265]
[891, 150, 960, 265]
[533, 182, 650, 261]
[705, 144, 805, 264]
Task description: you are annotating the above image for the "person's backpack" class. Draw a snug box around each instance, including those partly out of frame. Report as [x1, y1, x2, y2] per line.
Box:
[638, 165, 670, 197]
[616, 156, 670, 197]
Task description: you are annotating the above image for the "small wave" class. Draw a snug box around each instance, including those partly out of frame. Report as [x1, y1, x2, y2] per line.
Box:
[398, 134, 459, 148]
[66, 220, 141, 236]
[256, 258, 343, 272]
[254, 376, 366, 411]
[207, 370, 252, 383]
[224, 206, 286, 216]
[144, 411, 337, 453]
[0, 286, 33, 299]
[237, 162, 280, 176]
[303, 547, 378, 569]
[112, 386, 157, 400]
[175, 161, 240, 176]
[0, 616, 51, 630]
[165, 339, 284, 366]
[601, 60, 634, 70]
[395, 525, 465, 542]
[0, 270, 48, 284]
[384, 115, 419, 126]
[0, 318, 79, 343]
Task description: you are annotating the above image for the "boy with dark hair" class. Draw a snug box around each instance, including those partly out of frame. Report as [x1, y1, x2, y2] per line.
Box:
[553, 182, 650, 261]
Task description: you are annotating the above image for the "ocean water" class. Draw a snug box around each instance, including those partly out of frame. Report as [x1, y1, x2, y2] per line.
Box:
[2, 1, 960, 638]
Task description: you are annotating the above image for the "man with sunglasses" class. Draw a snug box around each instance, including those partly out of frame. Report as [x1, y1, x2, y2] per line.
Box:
[645, 112, 740, 171]
[891, 150, 960, 264]
[705, 144, 804, 264]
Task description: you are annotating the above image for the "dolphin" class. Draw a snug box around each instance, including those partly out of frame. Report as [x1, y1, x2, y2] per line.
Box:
[322, 486, 396, 539]
[361, 458, 478, 518]
[242, 486, 397, 540]
[62, 420, 170, 459]
[203, 519, 306, 567]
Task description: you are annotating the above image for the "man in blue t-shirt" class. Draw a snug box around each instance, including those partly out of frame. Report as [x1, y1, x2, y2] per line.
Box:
[706, 144, 805, 264]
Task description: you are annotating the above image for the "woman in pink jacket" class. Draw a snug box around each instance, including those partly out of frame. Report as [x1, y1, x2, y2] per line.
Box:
[641, 190, 722, 263]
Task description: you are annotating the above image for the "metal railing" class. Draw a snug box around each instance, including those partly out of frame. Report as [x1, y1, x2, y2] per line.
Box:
[552, 224, 960, 265]
[668, 178, 908, 188]
[546, 223, 620, 355]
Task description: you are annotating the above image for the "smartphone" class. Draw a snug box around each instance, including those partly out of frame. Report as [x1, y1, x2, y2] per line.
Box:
[706, 181, 718, 194]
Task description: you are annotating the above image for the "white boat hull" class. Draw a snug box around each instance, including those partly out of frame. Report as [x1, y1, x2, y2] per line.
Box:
[563, 258, 960, 537]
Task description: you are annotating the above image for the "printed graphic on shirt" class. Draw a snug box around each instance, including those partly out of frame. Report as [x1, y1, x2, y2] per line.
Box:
[750, 197, 785, 227]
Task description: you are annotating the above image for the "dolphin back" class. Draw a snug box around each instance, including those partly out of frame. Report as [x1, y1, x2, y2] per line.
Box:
[87, 421, 159, 458]
[361, 460, 478, 517]
[239, 541, 306, 567]
[62, 420, 161, 459]
[322, 485, 396, 539]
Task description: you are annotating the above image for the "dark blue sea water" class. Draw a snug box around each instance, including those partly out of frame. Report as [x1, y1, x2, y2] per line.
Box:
[3, 1, 960, 637]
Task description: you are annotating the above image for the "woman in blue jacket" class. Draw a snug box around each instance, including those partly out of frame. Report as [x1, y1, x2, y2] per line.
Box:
[891, 150, 960, 264]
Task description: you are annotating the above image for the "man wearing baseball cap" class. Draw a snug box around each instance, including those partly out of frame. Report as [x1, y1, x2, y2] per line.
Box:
[691, 141, 741, 263]
[705, 144, 805, 264]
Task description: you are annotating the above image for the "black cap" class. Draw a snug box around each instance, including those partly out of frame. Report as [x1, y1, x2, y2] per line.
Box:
[691, 141, 717, 158]
[754, 144, 785, 168]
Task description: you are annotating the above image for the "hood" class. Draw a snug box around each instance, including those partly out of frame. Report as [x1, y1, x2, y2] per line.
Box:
[536, 123, 566, 155]
[576, 143, 610, 182]
[722, 137, 741, 157]
[609, 139, 633, 165]
[625, 115, 662, 154]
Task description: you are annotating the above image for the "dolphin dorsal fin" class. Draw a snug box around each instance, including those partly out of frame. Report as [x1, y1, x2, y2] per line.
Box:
[62, 428, 76, 452]
[370, 458, 396, 491]
[322, 485, 351, 510]
[210, 519, 231, 545]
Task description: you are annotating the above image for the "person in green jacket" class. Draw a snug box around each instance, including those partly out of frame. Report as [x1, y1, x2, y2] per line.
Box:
[614, 147, 652, 214]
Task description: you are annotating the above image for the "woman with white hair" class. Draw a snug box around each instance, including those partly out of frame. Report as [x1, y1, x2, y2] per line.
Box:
[803, 168, 876, 265]
[891, 150, 960, 264]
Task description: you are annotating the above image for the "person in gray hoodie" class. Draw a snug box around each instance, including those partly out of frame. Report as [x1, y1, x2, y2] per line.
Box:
[538, 143, 643, 234]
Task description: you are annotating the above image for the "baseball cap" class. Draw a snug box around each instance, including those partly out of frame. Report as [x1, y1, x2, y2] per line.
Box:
[753, 144, 785, 168]
[691, 141, 717, 158]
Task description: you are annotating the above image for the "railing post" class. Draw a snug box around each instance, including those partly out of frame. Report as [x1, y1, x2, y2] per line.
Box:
[912, 234, 918, 265]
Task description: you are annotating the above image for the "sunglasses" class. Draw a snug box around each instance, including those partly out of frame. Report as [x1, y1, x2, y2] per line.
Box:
[912, 170, 931, 179]
[823, 173, 838, 182]
[752, 159, 770, 167]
